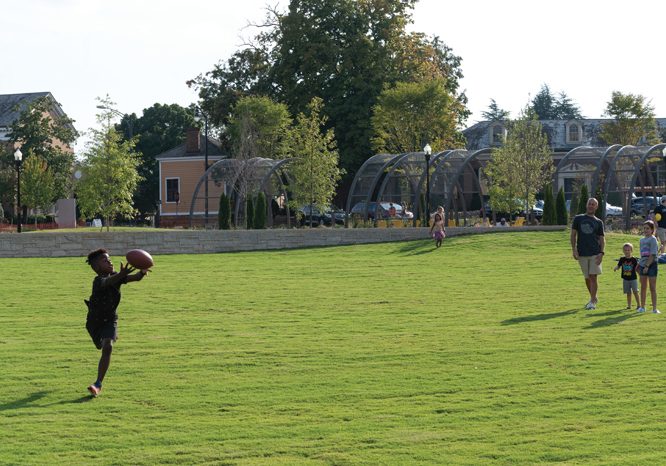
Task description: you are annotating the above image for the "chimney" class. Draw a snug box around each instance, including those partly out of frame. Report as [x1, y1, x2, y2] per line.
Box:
[186, 127, 200, 153]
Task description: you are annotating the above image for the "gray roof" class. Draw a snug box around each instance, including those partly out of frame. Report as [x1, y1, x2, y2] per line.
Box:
[156, 134, 226, 159]
[463, 118, 666, 152]
[0, 92, 64, 127]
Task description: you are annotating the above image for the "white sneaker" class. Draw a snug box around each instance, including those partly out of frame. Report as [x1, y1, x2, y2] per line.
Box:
[653, 309, 661, 314]
[637, 307, 646, 313]
[585, 302, 594, 310]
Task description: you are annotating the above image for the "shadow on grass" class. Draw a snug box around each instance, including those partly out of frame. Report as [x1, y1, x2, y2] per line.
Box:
[396, 240, 437, 256]
[585, 309, 642, 329]
[0, 391, 48, 411]
[501, 309, 579, 325]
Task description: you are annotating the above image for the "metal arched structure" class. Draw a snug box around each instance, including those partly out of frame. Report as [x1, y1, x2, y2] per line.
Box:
[188, 157, 292, 228]
[603, 144, 666, 229]
[444, 148, 492, 225]
[554, 146, 604, 202]
[345, 153, 407, 221]
[373, 151, 426, 222]
[414, 150, 468, 224]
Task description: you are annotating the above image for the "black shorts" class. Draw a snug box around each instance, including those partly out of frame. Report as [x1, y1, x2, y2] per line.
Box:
[86, 318, 118, 349]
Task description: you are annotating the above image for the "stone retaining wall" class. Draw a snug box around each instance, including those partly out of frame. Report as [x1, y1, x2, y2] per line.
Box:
[0, 226, 565, 258]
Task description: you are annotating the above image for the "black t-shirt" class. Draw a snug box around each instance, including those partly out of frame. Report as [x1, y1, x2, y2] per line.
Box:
[572, 214, 604, 256]
[87, 273, 126, 321]
[617, 257, 638, 281]
[654, 204, 666, 228]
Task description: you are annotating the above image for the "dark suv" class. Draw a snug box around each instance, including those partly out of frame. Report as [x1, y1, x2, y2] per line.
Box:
[631, 196, 659, 216]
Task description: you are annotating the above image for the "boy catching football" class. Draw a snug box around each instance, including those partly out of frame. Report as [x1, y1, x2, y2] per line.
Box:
[84, 248, 147, 397]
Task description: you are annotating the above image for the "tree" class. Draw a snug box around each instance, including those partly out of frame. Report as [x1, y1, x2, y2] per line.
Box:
[21, 153, 55, 219]
[599, 91, 660, 145]
[254, 191, 267, 229]
[530, 84, 582, 120]
[542, 183, 556, 225]
[218, 192, 231, 230]
[556, 187, 568, 225]
[485, 107, 554, 221]
[577, 184, 590, 215]
[190, 0, 468, 188]
[287, 97, 343, 225]
[228, 96, 292, 159]
[7, 96, 78, 201]
[117, 103, 197, 216]
[246, 196, 254, 229]
[371, 79, 465, 154]
[76, 101, 142, 231]
[481, 99, 510, 121]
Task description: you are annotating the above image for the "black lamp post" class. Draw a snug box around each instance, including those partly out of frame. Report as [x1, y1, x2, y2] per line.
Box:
[194, 107, 209, 227]
[14, 148, 23, 233]
[423, 143, 432, 225]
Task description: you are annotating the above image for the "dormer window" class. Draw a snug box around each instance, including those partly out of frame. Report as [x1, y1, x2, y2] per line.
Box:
[490, 124, 506, 145]
[566, 121, 582, 144]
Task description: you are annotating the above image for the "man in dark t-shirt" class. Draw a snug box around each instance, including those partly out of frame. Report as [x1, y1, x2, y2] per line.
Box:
[571, 197, 605, 310]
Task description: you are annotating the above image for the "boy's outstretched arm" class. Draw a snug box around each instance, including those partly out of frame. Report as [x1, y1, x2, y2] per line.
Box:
[126, 270, 148, 283]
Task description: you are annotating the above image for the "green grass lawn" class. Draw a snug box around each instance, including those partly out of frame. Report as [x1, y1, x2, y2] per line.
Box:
[2, 231, 666, 465]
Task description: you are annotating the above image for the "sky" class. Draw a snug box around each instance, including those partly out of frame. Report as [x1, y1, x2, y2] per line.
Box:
[2, 0, 664, 154]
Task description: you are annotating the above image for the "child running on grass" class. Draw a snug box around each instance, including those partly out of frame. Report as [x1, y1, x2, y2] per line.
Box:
[84, 248, 148, 397]
[429, 206, 446, 248]
[613, 242, 640, 310]
[637, 221, 660, 314]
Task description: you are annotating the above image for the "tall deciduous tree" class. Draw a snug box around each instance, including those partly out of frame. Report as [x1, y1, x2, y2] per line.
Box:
[7, 96, 78, 200]
[228, 96, 292, 159]
[481, 99, 510, 121]
[485, 108, 554, 221]
[21, 153, 55, 218]
[77, 101, 142, 231]
[117, 103, 197, 216]
[371, 79, 465, 154]
[599, 91, 660, 145]
[287, 97, 343, 225]
[189, 0, 468, 186]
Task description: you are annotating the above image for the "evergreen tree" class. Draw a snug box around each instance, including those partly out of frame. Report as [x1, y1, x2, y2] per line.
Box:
[481, 99, 510, 121]
[246, 196, 254, 229]
[542, 184, 556, 225]
[556, 187, 568, 225]
[218, 192, 231, 229]
[577, 184, 590, 215]
[254, 191, 267, 229]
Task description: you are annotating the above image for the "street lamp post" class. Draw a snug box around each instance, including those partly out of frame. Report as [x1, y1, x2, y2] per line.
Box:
[14, 148, 23, 233]
[194, 107, 209, 227]
[423, 143, 432, 226]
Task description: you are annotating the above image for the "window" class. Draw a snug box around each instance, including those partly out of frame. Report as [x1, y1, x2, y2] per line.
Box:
[166, 178, 180, 203]
[491, 124, 505, 145]
[566, 122, 581, 144]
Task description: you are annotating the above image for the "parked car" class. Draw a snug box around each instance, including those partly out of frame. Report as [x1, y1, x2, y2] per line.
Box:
[631, 196, 659, 216]
[350, 201, 405, 220]
[605, 202, 623, 217]
[298, 205, 324, 226]
[322, 207, 346, 225]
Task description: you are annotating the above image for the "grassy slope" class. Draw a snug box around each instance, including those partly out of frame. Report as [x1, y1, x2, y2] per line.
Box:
[1, 231, 665, 465]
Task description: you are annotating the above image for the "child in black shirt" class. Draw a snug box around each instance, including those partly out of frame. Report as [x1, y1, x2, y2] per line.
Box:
[85, 248, 147, 397]
[613, 242, 639, 310]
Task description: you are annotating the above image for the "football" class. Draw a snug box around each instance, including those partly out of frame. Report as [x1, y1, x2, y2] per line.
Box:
[656, 213, 662, 222]
[125, 249, 154, 270]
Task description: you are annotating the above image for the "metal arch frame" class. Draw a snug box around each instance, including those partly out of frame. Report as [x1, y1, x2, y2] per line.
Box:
[344, 153, 396, 218]
[413, 149, 462, 221]
[257, 158, 294, 228]
[373, 152, 421, 218]
[603, 145, 649, 229]
[618, 143, 666, 228]
[188, 158, 237, 228]
[553, 145, 618, 202]
[444, 148, 492, 224]
[232, 157, 277, 227]
[344, 153, 406, 223]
